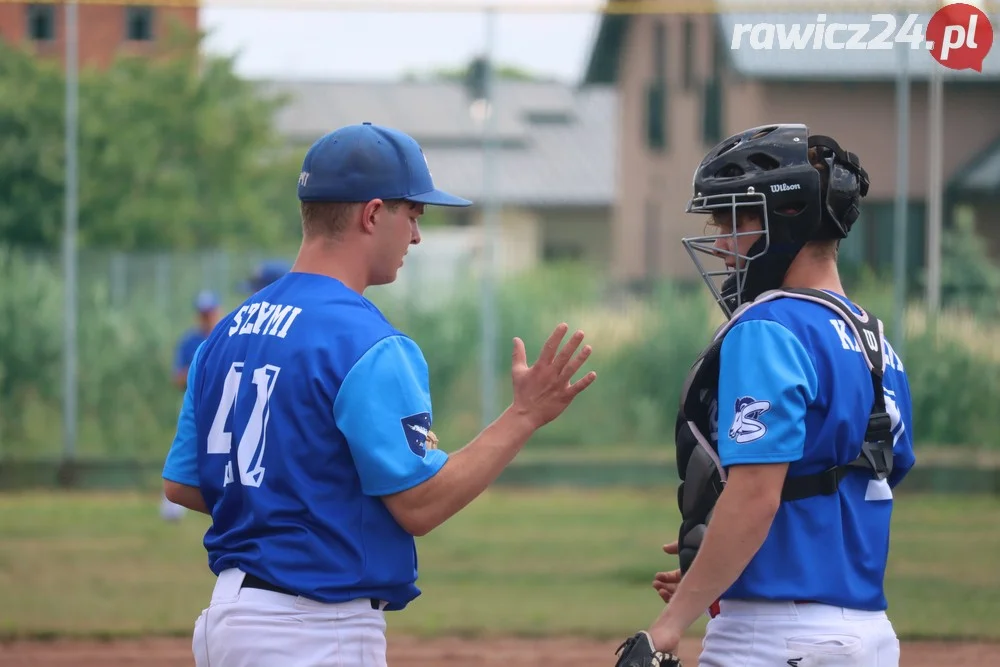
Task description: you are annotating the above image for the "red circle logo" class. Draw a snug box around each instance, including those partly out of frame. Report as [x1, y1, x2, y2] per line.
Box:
[927, 3, 994, 72]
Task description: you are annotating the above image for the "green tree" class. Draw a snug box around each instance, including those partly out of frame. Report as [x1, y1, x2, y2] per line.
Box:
[918, 206, 1000, 318]
[0, 27, 298, 251]
[0, 42, 66, 247]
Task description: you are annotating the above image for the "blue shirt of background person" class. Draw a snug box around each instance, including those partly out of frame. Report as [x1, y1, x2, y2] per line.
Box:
[164, 262, 290, 483]
[173, 290, 221, 391]
[239, 259, 292, 295]
[716, 293, 916, 611]
[164, 262, 289, 484]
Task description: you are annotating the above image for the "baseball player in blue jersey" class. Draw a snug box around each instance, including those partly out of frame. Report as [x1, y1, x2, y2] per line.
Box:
[172, 290, 222, 391]
[613, 124, 916, 667]
[162, 290, 222, 521]
[161, 122, 597, 667]
[239, 259, 292, 295]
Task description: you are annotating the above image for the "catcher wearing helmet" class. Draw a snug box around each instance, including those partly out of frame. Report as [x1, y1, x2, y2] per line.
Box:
[613, 124, 916, 667]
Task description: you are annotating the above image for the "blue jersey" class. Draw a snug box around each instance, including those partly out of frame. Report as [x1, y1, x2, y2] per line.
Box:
[174, 329, 208, 376]
[162, 272, 448, 611]
[716, 291, 916, 611]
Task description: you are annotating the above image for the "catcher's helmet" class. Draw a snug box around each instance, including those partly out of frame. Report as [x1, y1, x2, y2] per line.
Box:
[681, 124, 869, 318]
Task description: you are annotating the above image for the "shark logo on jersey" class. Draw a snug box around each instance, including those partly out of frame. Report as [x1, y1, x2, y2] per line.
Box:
[729, 396, 771, 444]
[401, 412, 432, 458]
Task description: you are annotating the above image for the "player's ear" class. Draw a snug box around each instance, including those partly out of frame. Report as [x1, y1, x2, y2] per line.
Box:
[360, 199, 383, 235]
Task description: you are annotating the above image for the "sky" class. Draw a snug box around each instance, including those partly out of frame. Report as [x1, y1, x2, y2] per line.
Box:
[198, 6, 602, 83]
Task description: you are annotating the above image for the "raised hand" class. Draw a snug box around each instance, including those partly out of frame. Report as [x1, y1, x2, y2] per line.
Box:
[510, 323, 597, 430]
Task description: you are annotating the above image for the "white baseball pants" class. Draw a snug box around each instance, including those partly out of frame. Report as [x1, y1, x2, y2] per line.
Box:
[699, 599, 900, 667]
[192, 568, 389, 667]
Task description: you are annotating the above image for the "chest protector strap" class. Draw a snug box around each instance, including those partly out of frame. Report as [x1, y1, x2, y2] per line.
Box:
[776, 288, 894, 499]
[673, 288, 894, 575]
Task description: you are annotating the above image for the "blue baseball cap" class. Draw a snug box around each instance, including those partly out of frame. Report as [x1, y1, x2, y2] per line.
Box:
[193, 289, 220, 313]
[240, 259, 291, 293]
[297, 122, 472, 207]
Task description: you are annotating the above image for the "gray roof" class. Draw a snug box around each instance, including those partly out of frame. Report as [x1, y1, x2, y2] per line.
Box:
[952, 135, 1000, 194]
[255, 79, 618, 207]
[964, 150, 1000, 191]
[719, 11, 1000, 80]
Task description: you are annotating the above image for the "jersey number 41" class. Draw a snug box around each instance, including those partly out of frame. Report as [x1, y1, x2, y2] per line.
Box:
[207, 362, 281, 488]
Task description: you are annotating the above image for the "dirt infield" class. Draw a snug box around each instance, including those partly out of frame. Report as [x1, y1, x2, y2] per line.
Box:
[0, 636, 996, 666]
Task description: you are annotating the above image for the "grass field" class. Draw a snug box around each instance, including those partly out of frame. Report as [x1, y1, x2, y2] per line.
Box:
[0, 488, 998, 642]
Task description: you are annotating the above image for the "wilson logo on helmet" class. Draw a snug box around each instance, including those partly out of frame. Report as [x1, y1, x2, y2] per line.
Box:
[770, 183, 801, 193]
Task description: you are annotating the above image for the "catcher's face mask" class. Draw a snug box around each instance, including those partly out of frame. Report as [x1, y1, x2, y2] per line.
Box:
[681, 190, 772, 319]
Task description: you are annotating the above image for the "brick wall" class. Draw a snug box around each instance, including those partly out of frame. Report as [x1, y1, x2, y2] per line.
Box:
[0, 3, 199, 69]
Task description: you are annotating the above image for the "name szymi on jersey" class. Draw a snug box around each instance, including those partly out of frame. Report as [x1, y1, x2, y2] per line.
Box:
[228, 302, 303, 338]
[206, 300, 303, 490]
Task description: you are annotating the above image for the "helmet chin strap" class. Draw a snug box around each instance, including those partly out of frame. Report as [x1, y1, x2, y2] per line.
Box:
[732, 235, 806, 314]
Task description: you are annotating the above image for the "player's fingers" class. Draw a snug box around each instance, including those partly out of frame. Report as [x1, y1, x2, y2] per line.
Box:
[652, 582, 675, 603]
[536, 323, 569, 367]
[655, 569, 682, 585]
[558, 342, 592, 383]
[511, 337, 527, 371]
[552, 329, 585, 375]
[663, 541, 679, 555]
[567, 369, 597, 397]
[653, 583, 677, 597]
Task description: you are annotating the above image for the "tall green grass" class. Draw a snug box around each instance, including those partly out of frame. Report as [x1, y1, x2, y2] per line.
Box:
[2, 249, 999, 462]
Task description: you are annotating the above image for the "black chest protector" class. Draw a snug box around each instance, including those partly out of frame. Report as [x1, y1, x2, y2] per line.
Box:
[674, 288, 895, 575]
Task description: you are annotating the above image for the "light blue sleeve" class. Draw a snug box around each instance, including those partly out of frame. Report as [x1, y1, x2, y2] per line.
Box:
[885, 371, 916, 489]
[334, 335, 448, 496]
[718, 319, 819, 466]
[162, 342, 204, 486]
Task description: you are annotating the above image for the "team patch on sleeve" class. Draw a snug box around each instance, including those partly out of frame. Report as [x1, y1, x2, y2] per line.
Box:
[728, 396, 771, 444]
[400, 412, 432, 457]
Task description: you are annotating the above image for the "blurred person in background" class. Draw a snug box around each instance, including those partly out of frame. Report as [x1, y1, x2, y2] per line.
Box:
[162, 289, 222, 521]
[161, 262, 285, 522]
[172, 290, 222, 391]
[239, 259, 292, 295]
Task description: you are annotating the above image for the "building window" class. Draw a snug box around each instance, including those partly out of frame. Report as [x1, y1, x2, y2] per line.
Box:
[653, 21, 666, 80]
[26, 4, 55, 41]
[125, 6, 155, 42]
[702, 78, 723, 145]
[710, 21, 726, 77]
[682, 17, 696, 90]
[646, 83, 667, 151]
[646, 21, 668, 152]
[848, 201, 927, 282]
[543, 243, 584, 262]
